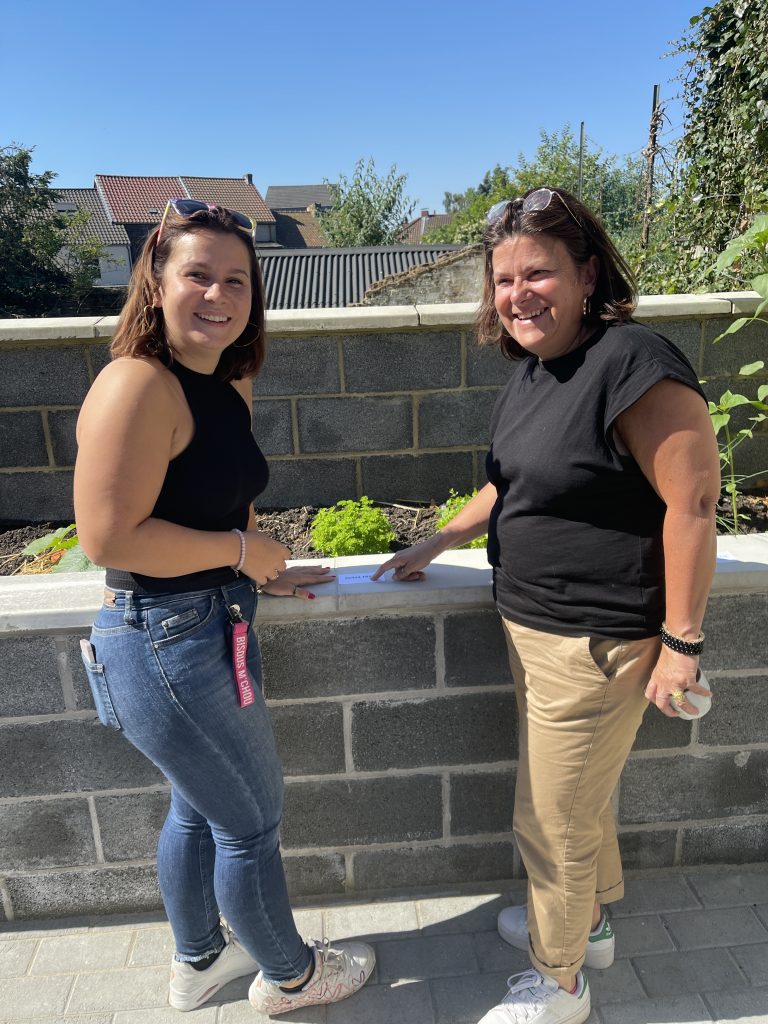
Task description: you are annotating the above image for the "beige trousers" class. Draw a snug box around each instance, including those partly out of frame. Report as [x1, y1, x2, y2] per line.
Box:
[502, 618, 660, 979]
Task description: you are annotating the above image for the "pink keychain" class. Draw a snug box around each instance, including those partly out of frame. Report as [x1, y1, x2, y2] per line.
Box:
[227, 604, 255, 708]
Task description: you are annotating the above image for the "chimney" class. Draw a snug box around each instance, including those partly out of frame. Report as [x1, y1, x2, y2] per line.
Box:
[243, 173, 253, 185]
[420, 208, 429, 218]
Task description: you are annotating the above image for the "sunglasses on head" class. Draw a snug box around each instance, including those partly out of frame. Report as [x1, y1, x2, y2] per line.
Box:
[156, 198, 256, 248]
[486, 188, 582, 231]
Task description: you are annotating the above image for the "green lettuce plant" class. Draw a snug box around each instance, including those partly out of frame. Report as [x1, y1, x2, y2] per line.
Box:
[311, 497, 395, 556]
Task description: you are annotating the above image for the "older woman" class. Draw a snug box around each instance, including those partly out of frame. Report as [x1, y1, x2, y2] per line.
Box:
[373, 186, 720, 1024]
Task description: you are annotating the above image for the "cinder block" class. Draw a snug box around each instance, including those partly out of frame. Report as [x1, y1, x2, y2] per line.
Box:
[619, 751, 768, 825]
[0, 347, 91, 407]
[617, 829, 677, 870]
[5, 864, 162, 920]
[703, 594, 768, 669]
[252, 399, 293, 455]
[342, 331, 461, 392]
[644, 319, 703, 372]
[632, 706, 692, 750]
[682, 820, 768, 866]
[253, 336, 340, 396]
[89, 343, 112, 375]
[632, 946, 748, 997]
[353, 841, 516, 891]
[663, 906, 768, 950]
[0, 798, 95, 869]
[0, 720, 163, 798]
[0, 635, 64, 716]
[63, 632, 96, 710]
[47, 409, 79, 466]
[281, 775, 442, 847]
[351, 693, 517, 770]
[297, 396, 412, 453]
[698, 675, 767, 746]
[418, 390, 499, 448]
[259, 616, 436, 700]
[270, 702, 345, 776]
[450, 770, 516, 836]
[361, 451, 474, 504]
[283, 853, 346, 898]
[0, 412, 48, 468]
[257, 457, 356, 508]
[0, 470, 74, 522]
[95, 791, 170, 860]
[702, 315, 768, 376]
[444, 610, 513, 687]
[466, 342, 515, 387]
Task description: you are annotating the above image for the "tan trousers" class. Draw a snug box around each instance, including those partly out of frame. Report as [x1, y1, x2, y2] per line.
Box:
[502, 618, 660, 979]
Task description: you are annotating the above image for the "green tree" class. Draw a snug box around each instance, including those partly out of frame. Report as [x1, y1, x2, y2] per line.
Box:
[319, 158, 414, 246]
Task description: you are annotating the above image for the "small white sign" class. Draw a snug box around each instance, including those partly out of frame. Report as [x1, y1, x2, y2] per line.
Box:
[337, 573, 374, 585]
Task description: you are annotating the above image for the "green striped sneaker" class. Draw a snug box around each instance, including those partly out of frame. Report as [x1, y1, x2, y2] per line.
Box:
[497, 905, 615, 970]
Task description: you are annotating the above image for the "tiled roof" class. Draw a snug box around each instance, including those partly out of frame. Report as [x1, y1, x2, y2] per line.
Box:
[258, 245, 462, 309]
[399, 212, 454, 244]
[55, 188, 130, 246]
[273, 210, 328, 248]
[181, 177, 275, 224]
[94, 175, 274, 225]
[264, 184, 335, 210]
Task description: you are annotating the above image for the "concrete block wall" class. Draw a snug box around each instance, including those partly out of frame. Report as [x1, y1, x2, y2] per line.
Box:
[0, 540, 766, 920]
[1, 294, 767, 521]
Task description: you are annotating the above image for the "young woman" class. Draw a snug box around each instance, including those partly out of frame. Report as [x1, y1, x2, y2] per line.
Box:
[75, 200, 374, 1015]
[373, 187, 720, 1024]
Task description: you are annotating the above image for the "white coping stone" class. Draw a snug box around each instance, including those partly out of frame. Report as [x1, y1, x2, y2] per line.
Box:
[1, 535, 766, 634]
[0, 316, 103, 342]
[265, 305, 419, 333]
[415, 302, 479, 326]
[635, 295, 733, 319]
[709, 290, 763, 315]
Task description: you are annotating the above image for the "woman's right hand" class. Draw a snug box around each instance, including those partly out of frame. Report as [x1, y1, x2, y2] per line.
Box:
[242, 530, 291, 585]
[371, 535, 445, 582]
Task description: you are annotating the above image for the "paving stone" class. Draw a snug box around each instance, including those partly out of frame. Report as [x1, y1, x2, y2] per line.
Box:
[706, 987, 768, 1023]
[220, 995, 326, 1024]
[376, 933, 477, 982]
[0, 347, 91, 406]
[32, 930, 133, 973]
[361, 451, 474, 504]
[663, 906, 768, 949]
[6, 864, 162, 920]
[730, 942, 768, 986]
[114, 1010, 218, 1024]
[67, 965, 169, 1011]
[253, 336, 340, 397]
[342, 330, 461, 392]
[0, 798, 95, 870]
[297, 396, 412, 453]
[291, 908, 324, 941]
[0, 470, 74, 522]
[687, 871, 768, 908]
[618, 829, 677, 870]
[610, 877, 700, 917]
[282, 775, 442, 847]
[683, 822, 768, 866]
[632, 947, 745, 997]
[259, 615, 436, 700]
[430, 969, 522, 1024]
[325, 977, 433, 1024]
[95, 791, 170, 861]
[128, 926, 175, 966]
[0, 635, 63, 716]
[1, 1016, 114, 1024]
[0, 939, 36, 977]
[252, 399, 293, 456]
[698, 675, 768, 746]
[0, 975, 73, 1017]
[587, 957, 646, 1005]
[258, 457, 357, 508]
[47, 409, 79, 467]
[353, 841, 516, 891]
[418, 893, 510, 935]
[450, 770, 516, 836]
[351, 692, 517, 770]
[0, 411, 48, 468]
[323, 900, 419, 943]
[284, 854, 347, 898]
[443, 610, 513, 688]
[472, 930, 530, 973]
[598, 993, 713, 1024]
[702, 594, 768, 670]
[418, 389, 499, 448]
[270, 702, 345, 776]
[612, 914, 675, 958]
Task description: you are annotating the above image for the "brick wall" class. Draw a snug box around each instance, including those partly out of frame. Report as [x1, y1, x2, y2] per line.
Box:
[0, 549, 766, 920]
[1, 295, 767, 522]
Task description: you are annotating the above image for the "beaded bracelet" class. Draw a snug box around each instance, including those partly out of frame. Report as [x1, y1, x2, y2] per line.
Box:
[660, 621, 705, 656]
[230, 528, 246, 574]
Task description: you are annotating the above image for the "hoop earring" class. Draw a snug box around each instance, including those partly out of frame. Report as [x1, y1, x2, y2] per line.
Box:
[583, 296, 592, 317]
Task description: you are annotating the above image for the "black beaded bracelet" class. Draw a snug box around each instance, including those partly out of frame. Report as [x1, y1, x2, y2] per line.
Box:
[660, 622, 705, 656]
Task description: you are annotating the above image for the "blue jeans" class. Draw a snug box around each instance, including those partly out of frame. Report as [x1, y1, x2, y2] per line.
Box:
[82, 578, 312, 982]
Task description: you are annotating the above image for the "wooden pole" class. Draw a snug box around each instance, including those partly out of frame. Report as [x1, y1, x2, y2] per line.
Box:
[641, 85, 662, 249]
[578, 122, 585, 200]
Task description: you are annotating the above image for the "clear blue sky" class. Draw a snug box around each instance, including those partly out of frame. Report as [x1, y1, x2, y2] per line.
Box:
[3, 0, 701, 214]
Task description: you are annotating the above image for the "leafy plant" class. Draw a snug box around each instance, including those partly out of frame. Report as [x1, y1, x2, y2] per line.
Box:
[435, 490, 487, 549]
[18, 524, 101, 574]
[310, 497, 395, 556]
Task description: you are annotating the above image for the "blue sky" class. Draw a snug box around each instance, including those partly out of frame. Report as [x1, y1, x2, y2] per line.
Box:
[3, 0, 701, 215]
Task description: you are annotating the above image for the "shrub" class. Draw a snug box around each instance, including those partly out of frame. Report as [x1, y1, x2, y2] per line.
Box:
[310, 497, 395, 556]
[436, 489, 487, 549]
[18, 525, 101, 574]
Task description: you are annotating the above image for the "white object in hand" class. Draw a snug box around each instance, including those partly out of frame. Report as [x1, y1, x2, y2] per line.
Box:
[671, 670, 712, 720]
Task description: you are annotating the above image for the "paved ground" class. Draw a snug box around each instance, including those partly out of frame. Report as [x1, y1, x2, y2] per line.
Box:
[1, 869, 767, 1024]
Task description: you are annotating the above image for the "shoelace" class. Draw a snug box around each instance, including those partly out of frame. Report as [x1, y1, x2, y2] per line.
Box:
[310, 937, 344, 976]
[500, 970, 558, 1021]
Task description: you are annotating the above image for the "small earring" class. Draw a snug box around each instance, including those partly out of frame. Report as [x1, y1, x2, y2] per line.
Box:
[583, 296, 591, 317]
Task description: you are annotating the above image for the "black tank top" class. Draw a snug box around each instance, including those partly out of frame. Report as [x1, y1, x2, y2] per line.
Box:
[105, 360, 269, 595]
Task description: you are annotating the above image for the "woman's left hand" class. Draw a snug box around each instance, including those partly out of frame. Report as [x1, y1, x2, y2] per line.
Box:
[258, 564, 335, 600]
[645, 645, 712, 717]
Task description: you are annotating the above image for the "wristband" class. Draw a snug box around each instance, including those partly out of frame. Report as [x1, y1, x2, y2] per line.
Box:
[660, 621, 705, 656]
[230, 528, 246, 573]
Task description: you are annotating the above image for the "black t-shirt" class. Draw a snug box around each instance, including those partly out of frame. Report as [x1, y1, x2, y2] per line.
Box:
[485, 321, 706, 639]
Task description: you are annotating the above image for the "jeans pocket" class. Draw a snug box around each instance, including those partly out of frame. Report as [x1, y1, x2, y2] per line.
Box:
[80, 649, 122, 730]
[152, 596, 218, 647]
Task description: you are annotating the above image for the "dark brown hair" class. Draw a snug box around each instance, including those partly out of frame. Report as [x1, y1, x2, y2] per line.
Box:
[476, 186, 637, 359]
[111, 206, 266, 380]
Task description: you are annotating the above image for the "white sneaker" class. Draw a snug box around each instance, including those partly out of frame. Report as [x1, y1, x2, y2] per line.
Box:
[248, 936, 375, 1016]
[497, 905, 614, 970]
[478, 969, 590, 1024]
[169, 926, 258, 1010]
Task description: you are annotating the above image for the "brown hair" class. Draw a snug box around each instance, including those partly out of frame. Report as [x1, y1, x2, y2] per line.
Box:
[476, 186, 637, 359]
[111, 206, 266, 380]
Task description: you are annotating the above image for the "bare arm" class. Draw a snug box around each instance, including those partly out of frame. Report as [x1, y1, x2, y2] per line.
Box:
[371, 482, 497, 581]
[615, 378, 721, 716]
